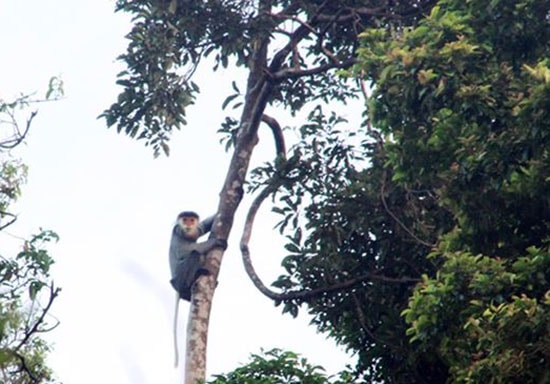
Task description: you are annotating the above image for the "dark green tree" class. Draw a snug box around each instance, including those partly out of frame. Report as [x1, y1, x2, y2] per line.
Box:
[104, 1, 436, 382]
[264, 0, 548, 382]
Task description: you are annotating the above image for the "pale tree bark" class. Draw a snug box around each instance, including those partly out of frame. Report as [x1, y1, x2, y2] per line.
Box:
[182, 20, 272, 381]
[184, 251, 220, 384]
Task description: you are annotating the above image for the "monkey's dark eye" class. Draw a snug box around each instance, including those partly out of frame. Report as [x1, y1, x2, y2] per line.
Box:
[182, 218, 197, 226]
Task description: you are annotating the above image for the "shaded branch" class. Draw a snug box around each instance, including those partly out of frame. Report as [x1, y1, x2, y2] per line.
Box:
[268, 1, 330, 74]
[317, 6, 388, 22]
[351, 292, 403, 351]
[352, 292, 384, 344]
[269, 2, 359, 82]
[261, 114, 286, 157]
[241, 76, 422, 301]
[270, 2, 302, 25]
[316, 1, 438, 23]
[273, 58, 357, 80]
[240, 181, 282, 299]
[379, 169, 437, 248]
[269, 11, 318, 36]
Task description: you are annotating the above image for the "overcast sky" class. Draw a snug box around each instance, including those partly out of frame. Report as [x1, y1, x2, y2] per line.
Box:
[0, 1, 357, 383]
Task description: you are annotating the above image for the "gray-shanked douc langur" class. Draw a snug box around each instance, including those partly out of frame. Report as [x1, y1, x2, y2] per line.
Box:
[169, 210, 227, 367]
[169, 210, 227, 301]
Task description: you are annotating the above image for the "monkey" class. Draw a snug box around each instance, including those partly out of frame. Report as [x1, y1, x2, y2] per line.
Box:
[169, 210, 227, 366]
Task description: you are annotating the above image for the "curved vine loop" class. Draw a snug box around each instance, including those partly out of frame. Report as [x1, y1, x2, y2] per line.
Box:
[239, 114, 420, 303]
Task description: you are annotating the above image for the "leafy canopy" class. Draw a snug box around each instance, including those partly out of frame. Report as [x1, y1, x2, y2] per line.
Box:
[103, 0, 436, 156]
[268, 0, 549, 382]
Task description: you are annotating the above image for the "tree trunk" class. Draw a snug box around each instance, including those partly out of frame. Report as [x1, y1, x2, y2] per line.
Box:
[182, 36, 271, 383]
[184, 256, 219, 384]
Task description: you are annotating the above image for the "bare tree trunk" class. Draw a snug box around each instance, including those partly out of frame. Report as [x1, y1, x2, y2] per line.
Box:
[184, 252, 220, 384]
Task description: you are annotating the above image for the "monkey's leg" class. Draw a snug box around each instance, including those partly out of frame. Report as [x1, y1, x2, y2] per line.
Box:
[170, 259, 194, 301]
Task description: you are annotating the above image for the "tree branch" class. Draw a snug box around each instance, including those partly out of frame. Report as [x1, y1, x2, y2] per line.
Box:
[184, 4, 276, 381]
[380, 166, 437, 249]
[268, 1, 330, 74]
[13, 352, 39, 383]
[261, 114, 286, 157]
[0, 211, 17, 231]
[14, 283, 60, 353]
[272, 58, 357, 80]
[268, 2, 358, 82]
[317, 6, 388, 22]
[240, 179, 420, 304]
[0, 111, 37, 150]
[351, 293, 403, 351]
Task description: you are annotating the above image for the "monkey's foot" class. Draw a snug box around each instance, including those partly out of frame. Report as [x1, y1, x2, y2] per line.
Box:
[196, 268, 210, 276]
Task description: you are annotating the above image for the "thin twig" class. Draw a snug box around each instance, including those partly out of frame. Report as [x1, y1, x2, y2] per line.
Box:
[15, 283, 60, 352]
[0, 211, 17, 231]
[0, 111, 37, 150]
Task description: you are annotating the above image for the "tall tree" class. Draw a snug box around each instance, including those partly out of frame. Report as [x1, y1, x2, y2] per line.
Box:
[265, 0, 549, 382]
[104, 1, 436, 382]
[359, 1, 549, 382]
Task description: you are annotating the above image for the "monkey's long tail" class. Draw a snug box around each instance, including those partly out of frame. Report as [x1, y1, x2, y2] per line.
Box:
[173, 293, 180, 367]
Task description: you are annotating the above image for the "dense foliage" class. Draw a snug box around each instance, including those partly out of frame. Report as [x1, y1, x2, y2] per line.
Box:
[0, 91, 61, 383]
[270, 0, 549, 382]
[104, 0, 436, 156]
[106, 0, 548, 382]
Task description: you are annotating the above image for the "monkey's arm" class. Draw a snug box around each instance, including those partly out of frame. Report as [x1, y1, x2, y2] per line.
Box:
[199, 215, 216, 234]
[192, 237, 227, 255]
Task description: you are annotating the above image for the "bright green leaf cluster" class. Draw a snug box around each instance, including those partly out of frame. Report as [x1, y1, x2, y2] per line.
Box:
[357, 0, 550, 257]
[209, 348, 357, 384]
[404, 248, 549, 382]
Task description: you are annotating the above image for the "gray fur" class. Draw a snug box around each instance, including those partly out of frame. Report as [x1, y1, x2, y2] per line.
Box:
[169, 214, 222, 301]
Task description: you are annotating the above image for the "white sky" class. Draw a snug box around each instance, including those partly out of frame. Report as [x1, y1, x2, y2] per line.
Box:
[0, 1, 356, 383]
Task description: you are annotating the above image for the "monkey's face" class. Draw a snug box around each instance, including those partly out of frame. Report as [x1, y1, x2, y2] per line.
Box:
[179, 216, 201, 241]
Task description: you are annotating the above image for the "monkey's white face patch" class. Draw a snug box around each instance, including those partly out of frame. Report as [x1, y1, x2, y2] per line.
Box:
[179, 218, 201, 240]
